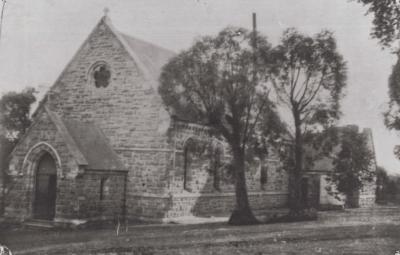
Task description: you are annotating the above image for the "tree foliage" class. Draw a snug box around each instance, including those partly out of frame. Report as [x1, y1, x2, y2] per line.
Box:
[266, 28, 347, 213]
[356, 0, 400, 48]
[383, 57, 400, 170]
[375, 166, 396, 203]
[0, 87, 36, 214]
[0, 87, 36, 140]
[0, 135, 14, 214]
[363, 1, 400, 164]
[384, 58, 400, 134]
[328, 127, 375, 207]
[159, 27, 281, 225]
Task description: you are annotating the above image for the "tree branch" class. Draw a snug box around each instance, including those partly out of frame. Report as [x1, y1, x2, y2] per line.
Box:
[294, 70, 312, 102]
[244, 90, 270, 148]
[299, 71, 327, 112]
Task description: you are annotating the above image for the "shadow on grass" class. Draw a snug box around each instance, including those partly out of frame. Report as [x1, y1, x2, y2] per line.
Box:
[77, 218, 148, 230]
[0, 221, 23, 232]
[264, 208, 318, 224]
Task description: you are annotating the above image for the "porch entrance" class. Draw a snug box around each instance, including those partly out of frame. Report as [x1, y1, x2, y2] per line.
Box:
[33, 153, 57, 220]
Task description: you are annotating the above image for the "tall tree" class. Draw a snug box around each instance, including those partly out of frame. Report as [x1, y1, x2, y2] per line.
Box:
[0, 87, 36, 140]
[266, 28, 347, 214]
[249, 103, 288, 190]
[356, 0, 400, 49]
[356, 1, 400, 162]
[384, 58, 400, 134]
[159, 27, 278, 225]
[328, 127, 375, 207]
[0, 87, 36, 214]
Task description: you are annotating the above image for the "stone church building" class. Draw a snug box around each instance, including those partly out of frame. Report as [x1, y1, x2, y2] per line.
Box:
[3, 15, 375, 225]
[4, 15, 288, 224]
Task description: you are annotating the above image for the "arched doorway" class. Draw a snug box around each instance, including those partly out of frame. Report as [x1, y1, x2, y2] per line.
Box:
[33, 153, 57, 220]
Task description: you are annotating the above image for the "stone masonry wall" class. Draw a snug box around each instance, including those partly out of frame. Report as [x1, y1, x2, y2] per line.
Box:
[6, 109, 126, 221]
[45, 18, 170, 151]
[5, 109, 80, 220]
[34, 18, 177, 220]
[128, 195, 171, 220]
[113, 120, 289, 220]
[359, 177, 376, 208]
[116, 149, 173, 219]
[164, 121, 288, 218]
[358, 128, 377, 207]
[75, 171, 126, 220]
[165, 192, 287, 218]
[22, 17, 288, 220]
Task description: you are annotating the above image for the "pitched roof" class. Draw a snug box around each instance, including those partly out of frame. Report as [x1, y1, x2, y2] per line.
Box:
[45, 108, 88, 166]
[62, 119, 127, 171]
[33, 16, 176, 118]
[46, 108, 126, 171]
[101, 16, 175, 90]
[119, 33, 175, 83]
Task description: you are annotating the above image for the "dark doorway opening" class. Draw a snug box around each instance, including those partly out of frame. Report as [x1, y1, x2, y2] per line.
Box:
[33, 153, 57, 220]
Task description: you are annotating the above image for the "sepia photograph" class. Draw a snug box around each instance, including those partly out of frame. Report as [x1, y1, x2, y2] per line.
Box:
[0, 0, 399, 254]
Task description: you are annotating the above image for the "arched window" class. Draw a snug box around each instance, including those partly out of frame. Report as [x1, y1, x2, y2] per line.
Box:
[260, 164, 268, 190]
[183, 137, 225, 192]
[90, 62, 111, 88]
[182, 138, 208, 191]
[99, 176, 109, 201]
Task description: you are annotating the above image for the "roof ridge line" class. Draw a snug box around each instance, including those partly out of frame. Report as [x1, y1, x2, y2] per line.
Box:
[102, 16, 153, 82]
[32, 15, 155, 119]
[118, 31, 176, 55]
[44, 107, 88, 166]
[32, 17, 109, 119]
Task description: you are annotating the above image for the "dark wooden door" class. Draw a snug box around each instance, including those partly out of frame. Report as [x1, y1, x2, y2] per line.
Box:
[33, 153, 57, 220]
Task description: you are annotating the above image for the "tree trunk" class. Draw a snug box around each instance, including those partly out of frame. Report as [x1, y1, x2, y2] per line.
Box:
[288, 110, 305, 215]
[228, 147, 259, 225]
[213, 149, 221, 191]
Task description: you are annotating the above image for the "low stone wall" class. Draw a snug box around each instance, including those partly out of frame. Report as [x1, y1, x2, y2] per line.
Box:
[359, 195, 376, 208]
[359, 178, 376, 208]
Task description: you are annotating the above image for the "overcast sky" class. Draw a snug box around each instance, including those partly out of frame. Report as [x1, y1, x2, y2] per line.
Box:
[0, 0, 399, 174]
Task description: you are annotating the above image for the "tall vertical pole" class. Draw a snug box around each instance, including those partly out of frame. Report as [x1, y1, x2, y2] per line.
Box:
[252, 12, 257, 49]
[252, 13, 257, 85]
[0, 0, 6, 43]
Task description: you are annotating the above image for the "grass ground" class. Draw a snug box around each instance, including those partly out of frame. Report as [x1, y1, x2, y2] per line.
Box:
[166, 237, 399, 255]
[0, 206, 399, 254]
